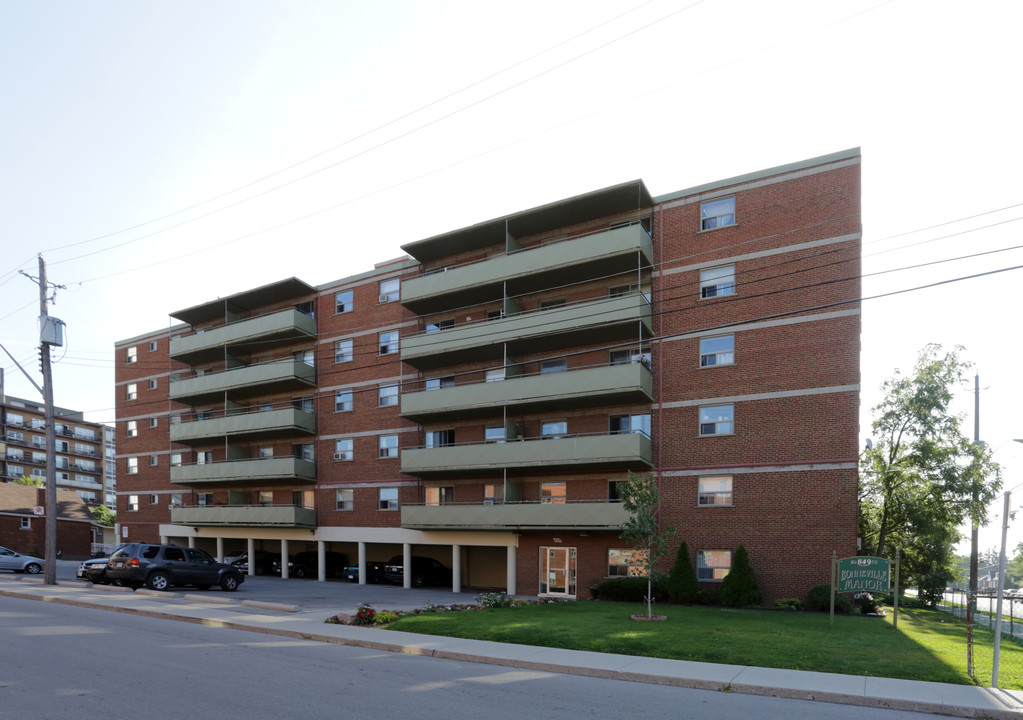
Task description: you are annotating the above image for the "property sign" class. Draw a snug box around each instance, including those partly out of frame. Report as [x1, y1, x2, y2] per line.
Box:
[838, 556, 890, 593]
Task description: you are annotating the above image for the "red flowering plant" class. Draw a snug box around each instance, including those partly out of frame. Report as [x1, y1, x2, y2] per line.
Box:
[353, 603, 376, 625]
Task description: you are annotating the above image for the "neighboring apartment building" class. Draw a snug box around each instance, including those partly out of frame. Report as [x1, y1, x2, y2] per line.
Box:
[114, 149, 861, 601]
[0, 393, 110, 506]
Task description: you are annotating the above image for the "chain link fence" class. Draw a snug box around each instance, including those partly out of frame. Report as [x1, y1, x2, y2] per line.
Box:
[937, 589, 1023, 688]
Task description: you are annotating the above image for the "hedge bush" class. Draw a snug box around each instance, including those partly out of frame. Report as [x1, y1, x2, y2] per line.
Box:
[667, 540, 699, 605]
[720, 545, 761, 607]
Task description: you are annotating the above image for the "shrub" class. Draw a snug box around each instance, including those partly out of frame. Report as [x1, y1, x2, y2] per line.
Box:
[693, 588, 720, 606]
[475, 592, 513, 608]
[667, 541, 699, 605]
[374, 610, 399, 624]
[353, 603, 376, 625]
[596, 576, 669, 603]
[775, 598, 802, 611]
[806, 584, 852, 613]
[853, 593, 881, 614]
[720, 545, 761, 607]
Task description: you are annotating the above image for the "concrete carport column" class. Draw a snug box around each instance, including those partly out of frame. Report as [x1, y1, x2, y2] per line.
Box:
[317, 541, 326, 582]
[452, 545, 461, 593]
[357, 542, 367, 586]
[246, 538, 255, 576]
[215, 537, 224, 561]
[281, 539, 290, 579]
[506, 546, 517, 595]
[402, 543, 412, 589]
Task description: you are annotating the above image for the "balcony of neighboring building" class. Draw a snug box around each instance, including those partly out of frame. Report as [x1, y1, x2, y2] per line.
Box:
[169, 358, 315, 404]
[400, 292, 653, 371]
[169, 407, 316, 445]
[400, 430, 652, 476]
[171, 503, 316, 528]
[401, 361, 653, 423]
[401, 222, 653, 315]
[169, 308, 316, 365]
[401, 499, 630, 531]
[170, 456, 316, 486]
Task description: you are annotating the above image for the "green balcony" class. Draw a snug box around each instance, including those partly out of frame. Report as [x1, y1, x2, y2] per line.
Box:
[169, 308, 316, 363]
[169, 359, 315, 404]
[401, 293, 652, 370]
[171, 504, 317, 528]
[170, 457, 316, 486]
[169, 408, 316, 445]
[401, 432, 652, 476]
[401, 500, 630, 531]
[402, 224, 653, 314]
[401, 362, 653, 422]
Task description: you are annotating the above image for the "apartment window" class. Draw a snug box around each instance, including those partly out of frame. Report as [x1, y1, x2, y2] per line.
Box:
[378, 487, 398, 510]
[126, 383, 137, 401]
[486, 309, 504, 321]
[425, 429, 454, 448]
[379, 278, 400, 303]
[539, 298, 566, 310]
[148, 341, 158, 352]
[334, 339, 353, 364]
[126, 457, 138, 475]
[197, 493, 213, 507]
[698, 549, 733, 580]
[149, 455, 158, 466]
[542, 421, 567, 439]
[295, 300, 315, 317]
[379, 331, 399, 355]
[333, 438, 353, 461]
[700, 265, 736, 298]
[31, 468, 46, 479]
[335, 488, 354, 511]
[335, 289, 353, 314]
[485, 368, 506, 382]
[700, 335, 734, 367]
[425, 487, 454, 506]
[485, 426, 506, 444]
[170, 453, 182, 467]
[149, 494, 159, 505]
[425, 319, 454, 333]
[378, 384, 399, 407]
[610, 347, 651, 366]
[540, 481, 566, 504]
[425, 376, 455, 391]
[32, 418, 46, 430]
[126, 346, 137, 364]
[698, 476, 733, 506]
[7, 465, 24, 478]
[378, 435, 398, 459]
[334, 390, 353, 412]
[484, 484, 501, 505]
[701, 196, 735, 230]
[699, 405, 734, 436]
[196, 451, 213, 465]
[7, 413, 24, 426]
[258, 491, 273, 506]
[610, 413, 651, 437]
[149, 418, 158, 428]
[294, 349, 314, 367]
[293, 443, 314, 461]
[125, 421, 137, 438]
[8, 430, 23, 442]
[170, 493, 183, 507]
[258, 446, 273, 458]
[148, 379, 158, 390]
[540, 358, 567, 374]
[127, 495, 139, 512]
[20, 517, 31, 530]
[293, 396, 314, 414]
[608, 548, 647, 577]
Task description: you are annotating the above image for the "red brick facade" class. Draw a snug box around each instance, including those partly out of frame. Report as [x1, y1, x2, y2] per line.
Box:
[114, 149, 861, 602]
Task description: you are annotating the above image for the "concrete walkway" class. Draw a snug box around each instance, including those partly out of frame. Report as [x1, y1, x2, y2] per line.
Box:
[3, 574, 1023, 719]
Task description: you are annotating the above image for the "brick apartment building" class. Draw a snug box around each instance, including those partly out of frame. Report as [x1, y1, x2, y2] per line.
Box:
[1, 393, 111, 507]
[113, 148, 861, 602]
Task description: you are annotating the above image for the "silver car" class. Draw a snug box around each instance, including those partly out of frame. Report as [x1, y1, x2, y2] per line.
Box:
[0, 545, 44, 574]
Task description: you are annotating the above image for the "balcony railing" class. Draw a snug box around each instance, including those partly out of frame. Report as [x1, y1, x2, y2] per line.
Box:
[401, 499, 631, 531]
[170, 457, 316, 486]
[169, 358, 315, 403]
[401, 431, 652, 475]
[170, 504, 316, 528]
[169, 408, 315, 444]
[169, 308, 315, 362]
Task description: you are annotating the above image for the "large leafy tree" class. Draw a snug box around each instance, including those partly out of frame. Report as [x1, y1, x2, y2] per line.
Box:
[859, 344, 999, 589]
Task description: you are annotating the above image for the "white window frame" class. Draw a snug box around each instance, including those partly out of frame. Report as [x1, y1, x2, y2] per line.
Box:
[127, 495, 139, 512]
[378, 487, 398, 510]
[699, 404, 734, 436]
[698, 475, 733, 506]
[333, 438, 353, 461]
[379, 278, 400, 303]
[378, 435, 398, 459]
[335, 488, 354, 511]
[148, 378, 158, 390]
[540, 481, 566, 504]
[700, 335, 735, 367]
[378, 331, 399, 355]
[697, 549, 732, 581]
[126, 420, 137, 437]
[378, 384, 398, 407]
[700, 196, 735, 230]
[700, 265, 736, 299]
[540, 358, 567, 374]
[335, 289, 354, 314]
[126, 457, 138, 475]
[126, 346, 137, 364]
[334, 339, 354, 364]
[126, 383, 137, 401]
[149, 455, 158, 466]
[20, 517, 31, 530]
[334, 390, 353, 413]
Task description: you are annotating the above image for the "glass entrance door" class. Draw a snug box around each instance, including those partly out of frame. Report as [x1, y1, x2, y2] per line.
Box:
[539, 546, 576, 597]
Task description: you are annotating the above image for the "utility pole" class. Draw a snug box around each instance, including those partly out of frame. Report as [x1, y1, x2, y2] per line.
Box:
[38, 256, 59, 585]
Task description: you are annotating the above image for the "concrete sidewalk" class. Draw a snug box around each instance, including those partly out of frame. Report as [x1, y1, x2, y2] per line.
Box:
[3, 575, 1022, 719]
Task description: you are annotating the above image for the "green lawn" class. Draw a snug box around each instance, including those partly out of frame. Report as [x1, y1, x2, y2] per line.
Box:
[384, 601, 1023, 687]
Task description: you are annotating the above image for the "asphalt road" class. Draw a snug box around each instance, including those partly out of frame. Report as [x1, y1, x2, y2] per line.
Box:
[0, 595, 953, 720]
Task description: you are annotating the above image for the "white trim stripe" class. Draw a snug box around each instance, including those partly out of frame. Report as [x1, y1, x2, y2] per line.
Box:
[662, 384, 859, 409]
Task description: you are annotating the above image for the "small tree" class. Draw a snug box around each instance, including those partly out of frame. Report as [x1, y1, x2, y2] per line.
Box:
[720, 545, 760, 607]
[13, 475, 43, 487]
[617, 471, 676, 617]
[668, 540, 699, 604]
[90, 505, 116, 527]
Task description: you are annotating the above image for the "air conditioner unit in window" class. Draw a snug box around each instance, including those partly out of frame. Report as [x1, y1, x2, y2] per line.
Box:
[378, 294, 390, 303]
[333, 452, 346, 461]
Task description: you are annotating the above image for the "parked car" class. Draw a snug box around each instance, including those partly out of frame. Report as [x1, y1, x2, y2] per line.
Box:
[77, 544, 129, 584]
[105, 543, 244, 591]
[273, 551, 348, 578]
[383, 555, 452, 587]
[343, 561, 386, 584]
[0, 546, 44, 574]
[231, 551, 279, 576]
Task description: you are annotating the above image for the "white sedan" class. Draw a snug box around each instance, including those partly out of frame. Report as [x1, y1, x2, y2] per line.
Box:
[0, 545, 44, 574]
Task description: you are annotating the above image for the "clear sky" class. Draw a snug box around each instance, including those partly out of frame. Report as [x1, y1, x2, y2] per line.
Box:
[2, 1, 1021, 560]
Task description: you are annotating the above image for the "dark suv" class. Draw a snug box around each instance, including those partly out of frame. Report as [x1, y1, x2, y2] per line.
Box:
[383, 555, 452, 587]
[106, 543, 245, 592]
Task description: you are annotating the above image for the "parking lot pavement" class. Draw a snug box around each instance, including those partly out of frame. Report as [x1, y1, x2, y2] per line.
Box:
[51, 560, 494, 613]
